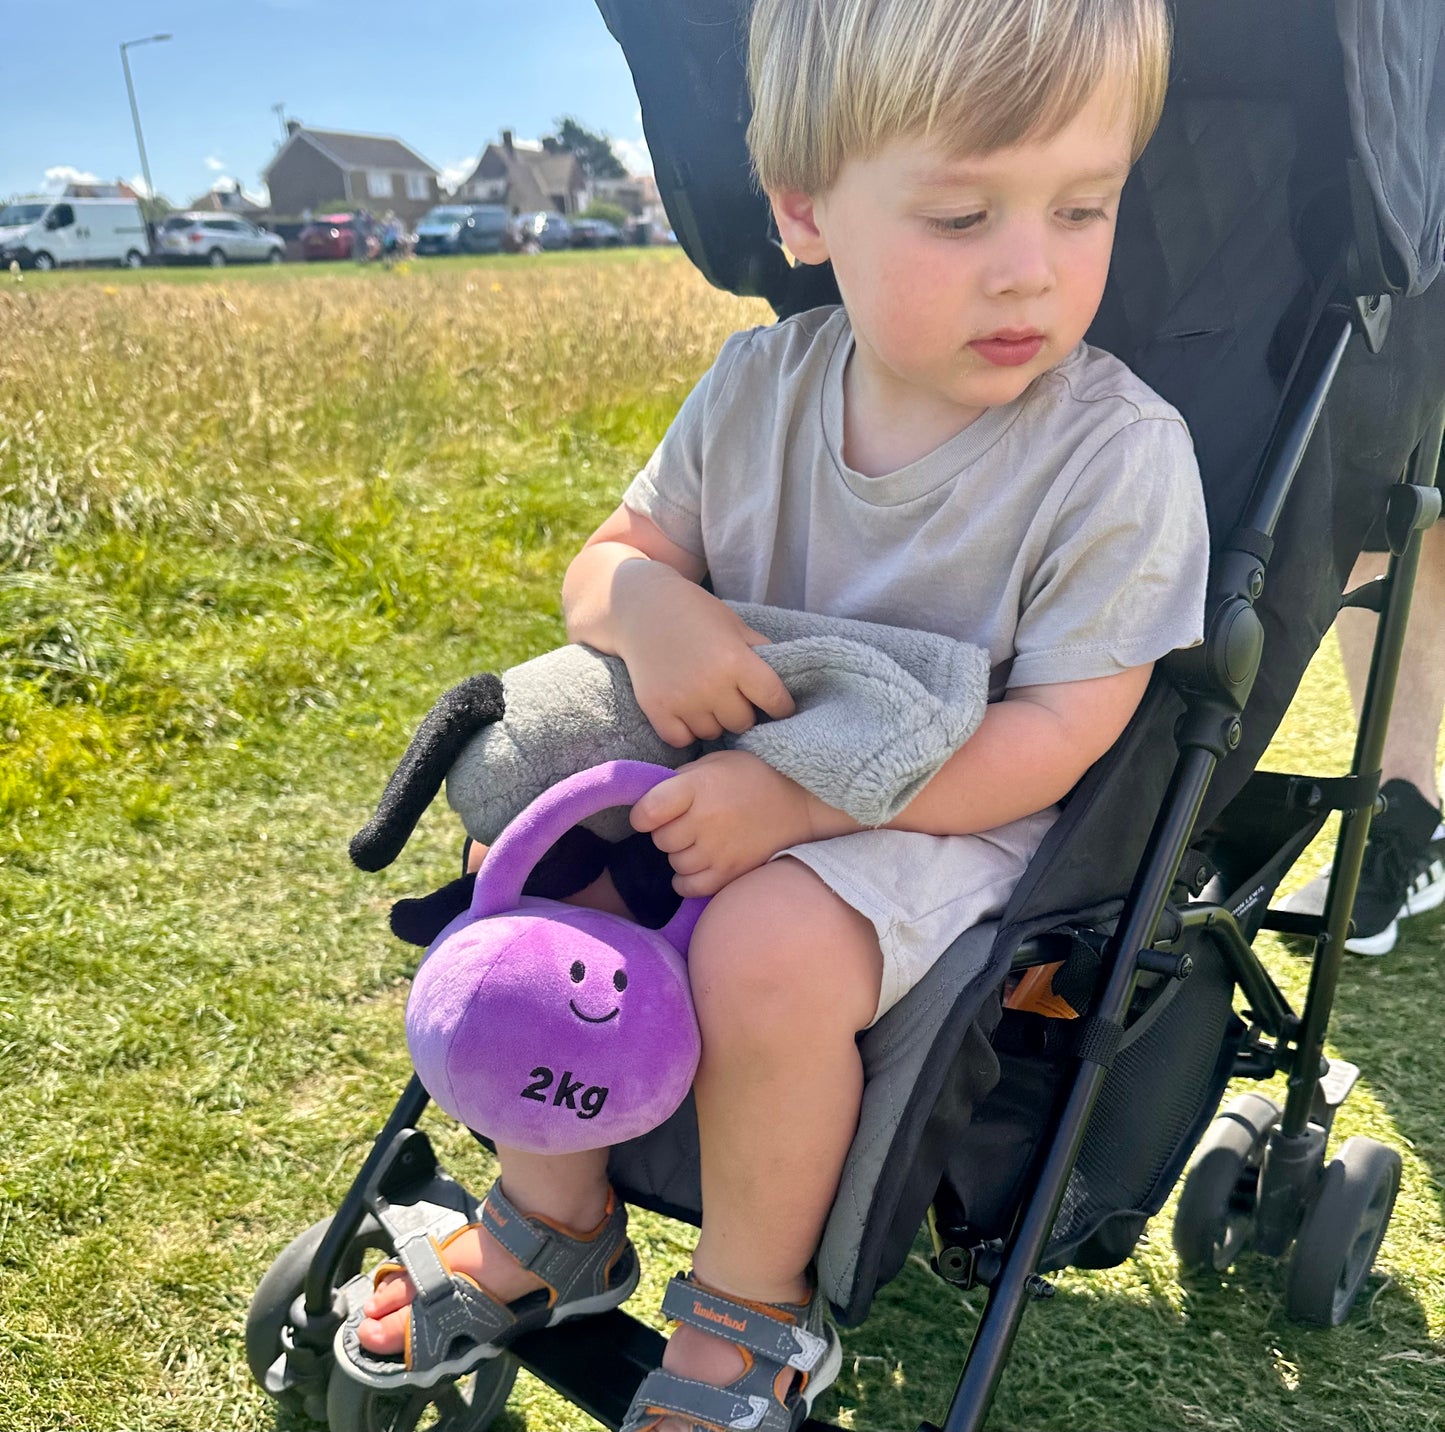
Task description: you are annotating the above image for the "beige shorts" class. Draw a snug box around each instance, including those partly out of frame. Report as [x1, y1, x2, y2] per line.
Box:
[778, 807, 1059, 1026]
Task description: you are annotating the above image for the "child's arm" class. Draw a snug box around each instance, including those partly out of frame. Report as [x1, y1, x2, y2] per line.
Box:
[631, 665, 1151, 897]
[562, 502, 795, 748]
[868, 666, 1153, 837]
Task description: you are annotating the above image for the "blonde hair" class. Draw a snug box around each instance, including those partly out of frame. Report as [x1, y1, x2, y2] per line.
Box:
[747, 0, 1171, 194]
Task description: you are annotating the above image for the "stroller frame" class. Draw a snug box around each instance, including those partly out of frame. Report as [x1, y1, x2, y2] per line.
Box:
[247, 276, 1442, 1429]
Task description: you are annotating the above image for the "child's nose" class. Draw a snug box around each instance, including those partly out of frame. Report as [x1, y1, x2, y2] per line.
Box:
[981, 223, 1054, 298]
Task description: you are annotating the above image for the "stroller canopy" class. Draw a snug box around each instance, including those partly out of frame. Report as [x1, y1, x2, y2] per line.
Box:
[1337, 0, 1445, 296]
[598, 0, 1444, 302]
[592, 2, 1439, 299]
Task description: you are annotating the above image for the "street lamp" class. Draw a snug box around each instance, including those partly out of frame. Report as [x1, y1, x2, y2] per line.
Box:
[120, 33, 171, 231]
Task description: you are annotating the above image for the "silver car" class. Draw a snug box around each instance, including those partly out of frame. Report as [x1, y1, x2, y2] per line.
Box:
[158, 213, 285, 267]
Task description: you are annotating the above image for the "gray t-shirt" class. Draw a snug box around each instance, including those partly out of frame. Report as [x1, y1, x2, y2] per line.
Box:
[624, 306, 1208, 697]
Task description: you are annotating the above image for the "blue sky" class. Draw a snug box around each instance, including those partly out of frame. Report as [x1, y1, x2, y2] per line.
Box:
[1, 0, 651, 205]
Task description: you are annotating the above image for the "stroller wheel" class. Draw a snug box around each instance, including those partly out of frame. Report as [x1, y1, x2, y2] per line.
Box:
[1285, 1136, 1401, 1326]
[326, 1353, 519, 1432]
[1172, 1092, 1280, 1273]
[247, 1212, 389, 1420]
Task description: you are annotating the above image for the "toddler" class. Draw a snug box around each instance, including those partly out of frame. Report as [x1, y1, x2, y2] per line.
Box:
[341, 0, 1207, 1426]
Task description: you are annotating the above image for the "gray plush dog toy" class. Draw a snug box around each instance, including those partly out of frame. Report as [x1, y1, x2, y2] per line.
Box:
[349, 604, 990, 939]
[446, 603, 989, 841]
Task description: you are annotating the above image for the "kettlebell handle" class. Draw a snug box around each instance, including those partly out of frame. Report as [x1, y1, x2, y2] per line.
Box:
[469, 760, 706, 952]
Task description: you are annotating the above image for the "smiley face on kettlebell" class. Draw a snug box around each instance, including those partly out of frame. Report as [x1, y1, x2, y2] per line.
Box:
[567, 956, 627, 1024]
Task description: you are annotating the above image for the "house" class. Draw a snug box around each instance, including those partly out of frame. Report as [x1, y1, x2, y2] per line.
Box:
[455, 132, 589, 216]
[185, 182, 266, 216]
[64, 180, 143, 200]
[591, 173, 667, 226]
[262, 122, 441, 221]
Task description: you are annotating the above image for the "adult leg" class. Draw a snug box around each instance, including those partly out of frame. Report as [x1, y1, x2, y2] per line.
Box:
[1329, 525, 1445, 952]
[1335, 524, 1445, 803]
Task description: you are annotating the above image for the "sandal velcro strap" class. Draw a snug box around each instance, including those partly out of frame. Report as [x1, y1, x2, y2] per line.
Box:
[480, 1180, 627, 1299]
[623, 1368, 772, 1432]
[661, 1275, 829, 1373]
[397, 1234, 462, 1307]
[481, 1181, 554, 1270]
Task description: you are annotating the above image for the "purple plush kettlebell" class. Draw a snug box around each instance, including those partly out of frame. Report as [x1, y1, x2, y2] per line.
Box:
[405, 761, 705, 1154]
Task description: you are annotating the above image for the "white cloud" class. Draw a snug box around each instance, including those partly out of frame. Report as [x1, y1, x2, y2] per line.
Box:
[42, 165, 100, 193]
[439, 155, 478, 192]
[205, 155, 225, 172]
[127, 173, 151, 199]
[613, 136, 652, 177]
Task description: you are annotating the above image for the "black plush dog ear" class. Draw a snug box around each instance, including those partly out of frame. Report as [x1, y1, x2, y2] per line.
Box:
[390, 873, 477, 946]
[350, 673, 505, 871]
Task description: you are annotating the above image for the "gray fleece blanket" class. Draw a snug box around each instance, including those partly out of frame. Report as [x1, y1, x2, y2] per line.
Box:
[446, 603, 991, 843]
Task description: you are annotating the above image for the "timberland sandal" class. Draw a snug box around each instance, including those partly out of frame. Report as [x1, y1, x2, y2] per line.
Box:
[620, 1272, 842, 1431]
[334, 1179, 638, 1390]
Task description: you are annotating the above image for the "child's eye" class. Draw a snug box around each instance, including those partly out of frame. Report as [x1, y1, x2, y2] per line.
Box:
[1059, 207, 1109, 225]
[928, 213, 985, 234]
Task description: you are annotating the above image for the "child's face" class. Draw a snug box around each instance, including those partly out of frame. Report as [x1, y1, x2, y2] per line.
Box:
[773, 82, 1135, 433]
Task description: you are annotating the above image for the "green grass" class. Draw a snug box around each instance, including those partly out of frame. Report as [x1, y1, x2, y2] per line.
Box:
[1, 253, 1441, 1432]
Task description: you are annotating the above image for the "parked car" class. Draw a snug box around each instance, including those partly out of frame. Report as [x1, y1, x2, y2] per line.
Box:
[626, 217, 678, 246]
[157, 213, 285, 267]
[299, 213, 361, 261]
[510, 210, 573, 252]
[414, 204, 511, 256]
[0, 197, 148, 271]
[570, 217, 624, 249]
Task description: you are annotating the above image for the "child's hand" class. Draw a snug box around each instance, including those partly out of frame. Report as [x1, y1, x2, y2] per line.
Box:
[616, 574, 795, 747]
[630, 750, 839, 897]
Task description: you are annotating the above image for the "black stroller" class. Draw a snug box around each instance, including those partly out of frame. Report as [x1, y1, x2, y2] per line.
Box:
[246, 2, 1445, 1428]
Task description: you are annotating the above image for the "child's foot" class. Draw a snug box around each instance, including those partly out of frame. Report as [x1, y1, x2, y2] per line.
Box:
[335, 1180, 637, 1390]
[356, 1222, 547, 1354]
[621, 1272, 840, 1432]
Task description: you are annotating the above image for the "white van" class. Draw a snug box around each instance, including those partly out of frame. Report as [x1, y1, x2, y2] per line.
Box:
[0, 197, 150, 271]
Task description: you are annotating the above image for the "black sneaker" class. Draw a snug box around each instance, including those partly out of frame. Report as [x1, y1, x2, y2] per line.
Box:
[1346, 778, 1445, 955]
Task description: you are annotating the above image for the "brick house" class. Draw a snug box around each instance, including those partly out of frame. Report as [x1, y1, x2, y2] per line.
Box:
[262, 122, 441, 222]
[455, 131, 589, 215]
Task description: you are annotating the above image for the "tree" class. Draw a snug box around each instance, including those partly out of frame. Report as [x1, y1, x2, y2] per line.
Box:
[137, 193, 174, 222]
[545, 117, 627, 180]
[581, 200, 630, 229]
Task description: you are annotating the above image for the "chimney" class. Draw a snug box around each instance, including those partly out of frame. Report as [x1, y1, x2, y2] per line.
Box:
[286, 118, 302, 136]
[502, 129, 514, 154]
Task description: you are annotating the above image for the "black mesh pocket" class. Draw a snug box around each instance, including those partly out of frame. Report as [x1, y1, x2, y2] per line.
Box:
[1042, 936, 1244, 1269]
[943, 933, 1244, 1272]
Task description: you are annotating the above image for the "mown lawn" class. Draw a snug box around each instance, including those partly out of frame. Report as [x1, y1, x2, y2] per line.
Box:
[2, 250, 1441, 1432]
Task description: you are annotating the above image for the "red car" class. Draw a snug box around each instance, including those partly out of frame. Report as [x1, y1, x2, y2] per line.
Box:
[299, 213, 360, 261]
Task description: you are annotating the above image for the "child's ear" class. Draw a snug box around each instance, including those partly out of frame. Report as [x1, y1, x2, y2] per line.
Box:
[768, 187, 830, 265]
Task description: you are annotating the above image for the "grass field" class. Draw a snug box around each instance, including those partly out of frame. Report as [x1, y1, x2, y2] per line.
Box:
[2, 249, 1441, 1432]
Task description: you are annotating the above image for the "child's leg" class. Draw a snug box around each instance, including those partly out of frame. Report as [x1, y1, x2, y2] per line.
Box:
[359, 837, 625, 1356]
[660, 856, 882, 1397]
[360, 848, 884, 1381]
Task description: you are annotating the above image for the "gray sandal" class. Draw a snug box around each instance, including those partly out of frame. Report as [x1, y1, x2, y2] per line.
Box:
[620, 1272, 842, 1432]
[334, 1179, 638, 1390]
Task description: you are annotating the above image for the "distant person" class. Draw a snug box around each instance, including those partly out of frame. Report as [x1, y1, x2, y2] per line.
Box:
[381, 212, 402, 267]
